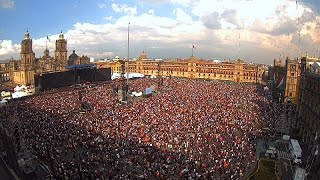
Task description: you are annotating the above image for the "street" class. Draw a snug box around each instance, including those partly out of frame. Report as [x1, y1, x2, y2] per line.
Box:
[275, 101, 298, 180]
[277, 140, 295, 180]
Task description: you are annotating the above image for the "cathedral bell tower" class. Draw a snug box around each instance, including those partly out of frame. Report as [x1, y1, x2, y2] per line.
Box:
[20, 30, 35, 70]
[55, 30, 68, 71]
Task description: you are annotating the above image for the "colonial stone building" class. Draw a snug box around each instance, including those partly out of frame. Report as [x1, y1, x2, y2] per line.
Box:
[55, 31, 68, 71]
[97, 51, 266, 83]
[296, 57, 320, 175]
[12, 31, 36, 85]
[6, 31, 68, 85]
[35, 48, 55, 74]
[68, 50, 90, 66]
[285, 58, 301, 104]
[0, 63, 10, 82]
[284, 55, 320, 105]
[0, 31, 89, 86]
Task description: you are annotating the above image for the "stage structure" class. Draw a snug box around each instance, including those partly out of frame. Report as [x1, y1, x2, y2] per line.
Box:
[35, 65, 111, 91]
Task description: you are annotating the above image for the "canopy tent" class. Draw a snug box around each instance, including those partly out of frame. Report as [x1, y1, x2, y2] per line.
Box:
[126, 73, 145, 79]
[14, 85, 27, 92]
[111, 73, 121, 80]
[131, 91, 143, 97]
[12, 91, 28, 99]
[111, 73, 145, 80]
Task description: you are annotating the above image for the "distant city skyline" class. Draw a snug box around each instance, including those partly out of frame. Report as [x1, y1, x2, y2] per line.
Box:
[0, 0, 320, 64]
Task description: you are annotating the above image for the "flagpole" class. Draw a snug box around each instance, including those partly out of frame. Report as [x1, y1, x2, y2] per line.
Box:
[238, 33, 240, 60]
[192, 45, 194, 57]
[126, 22, 130, 85]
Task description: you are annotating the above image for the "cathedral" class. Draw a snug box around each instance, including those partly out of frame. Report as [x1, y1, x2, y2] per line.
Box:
[0, 31, 89, 86]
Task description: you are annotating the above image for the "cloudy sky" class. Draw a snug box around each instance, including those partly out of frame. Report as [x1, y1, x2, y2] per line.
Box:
[0, 0, 319, 64]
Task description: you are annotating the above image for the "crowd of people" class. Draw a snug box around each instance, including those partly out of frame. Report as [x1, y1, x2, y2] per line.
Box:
[0, 77, 282, 179]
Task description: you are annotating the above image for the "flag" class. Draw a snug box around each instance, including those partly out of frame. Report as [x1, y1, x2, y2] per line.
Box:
[277, 77, 284, 88]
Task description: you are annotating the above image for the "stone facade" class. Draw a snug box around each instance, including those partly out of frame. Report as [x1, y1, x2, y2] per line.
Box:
[98, 51, 266, 83]
[282, 55, 319, 105]
[55, 31, 68, 71]
[285, 58, 301, 104]
[0, 63, 10, 82]
[68, 50, 90, 66]
[0, 31, 90, 86]
[12, 31, 36, 85]
[296, 57, 320, 173]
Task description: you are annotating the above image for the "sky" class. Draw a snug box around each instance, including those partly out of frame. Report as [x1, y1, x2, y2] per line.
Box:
[0, 0, 319, 64]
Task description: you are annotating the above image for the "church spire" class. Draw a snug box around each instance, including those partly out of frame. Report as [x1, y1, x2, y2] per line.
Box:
[24, 30, 30, 40]
[59, 30, 64, 39]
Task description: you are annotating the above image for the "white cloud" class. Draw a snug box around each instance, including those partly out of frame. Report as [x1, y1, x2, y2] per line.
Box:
[175, 8, 192, 24]
[148, 9, 154, 15]
[104, 16, 113, 21]
[170, 0, 193, 7]
[0, 40, 20, 58]
[111, 3, 137, 15]
[0, 0, 15, 9]
[1, 0, 320, 64]
[97, 2, 107, 9]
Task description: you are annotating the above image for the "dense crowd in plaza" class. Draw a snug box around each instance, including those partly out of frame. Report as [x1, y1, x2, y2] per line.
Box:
[0, 77, 281, 179]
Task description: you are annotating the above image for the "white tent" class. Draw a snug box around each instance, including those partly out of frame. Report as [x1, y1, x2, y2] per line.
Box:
[126, 73, 144, 79]
[131, 91, 143, 97]
[14, 85, 27, 92]
[0, 99, 8, 107]
[111, 73, 121, 80]
[12, 91, 27, 99]
[112, 73, 145, 80]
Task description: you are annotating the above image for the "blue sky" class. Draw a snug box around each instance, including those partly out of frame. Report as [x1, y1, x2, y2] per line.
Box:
[0, 0, 319, 64]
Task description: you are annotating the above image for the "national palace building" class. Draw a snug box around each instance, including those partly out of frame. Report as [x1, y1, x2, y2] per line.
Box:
[97, 51, 267, 84]
[0, 31, 89, 86]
